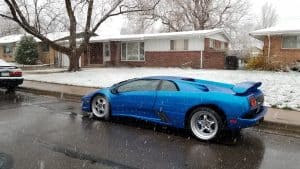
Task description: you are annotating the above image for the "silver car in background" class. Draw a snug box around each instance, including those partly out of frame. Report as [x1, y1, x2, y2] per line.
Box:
[0, 59, 23, 91]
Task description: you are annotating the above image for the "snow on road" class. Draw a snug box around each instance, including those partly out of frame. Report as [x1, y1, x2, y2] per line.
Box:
[24, 68, 300, 111]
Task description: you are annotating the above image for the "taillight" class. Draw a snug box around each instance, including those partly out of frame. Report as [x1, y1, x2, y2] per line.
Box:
[249, 96, 257, 108]
[9, 71, 22, 77]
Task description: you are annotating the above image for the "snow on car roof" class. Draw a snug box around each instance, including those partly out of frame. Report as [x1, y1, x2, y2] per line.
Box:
[0, 59, 12, 66]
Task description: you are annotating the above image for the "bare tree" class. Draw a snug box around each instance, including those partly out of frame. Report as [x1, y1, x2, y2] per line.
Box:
[0, 0, 159, 71]
[128, 0, 249, 32]
[260, 2, 278, 28]
[0, 17, 22, 36]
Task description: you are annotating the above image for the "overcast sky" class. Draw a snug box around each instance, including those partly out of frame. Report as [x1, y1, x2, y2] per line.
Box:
[251, 0, 300, 25]
[98, 0, 300, 35]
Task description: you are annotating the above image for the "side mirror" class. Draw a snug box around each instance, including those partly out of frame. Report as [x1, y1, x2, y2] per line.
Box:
[111, 87, 119, 94]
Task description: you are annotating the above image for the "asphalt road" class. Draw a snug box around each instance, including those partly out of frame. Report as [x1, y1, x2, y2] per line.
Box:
[0, 90, 299, 169]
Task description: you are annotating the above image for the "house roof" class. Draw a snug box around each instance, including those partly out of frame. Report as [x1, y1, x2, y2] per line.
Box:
[91, 29, 230, 42]
[0, 34, 25, 44]
[0, 32, 71, 44]
[250, 26, 300, 40]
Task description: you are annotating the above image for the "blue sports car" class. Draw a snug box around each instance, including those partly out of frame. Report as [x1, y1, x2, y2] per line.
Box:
[82, 76, 267, 141]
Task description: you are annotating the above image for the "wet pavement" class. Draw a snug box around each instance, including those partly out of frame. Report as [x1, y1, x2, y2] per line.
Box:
[0, 90, 299, 169]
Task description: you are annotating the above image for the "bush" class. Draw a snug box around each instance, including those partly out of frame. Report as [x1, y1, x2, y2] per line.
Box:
[245, 56, 266, 70]
[15, 36, 38, 65]
[246, 55, 283, 71]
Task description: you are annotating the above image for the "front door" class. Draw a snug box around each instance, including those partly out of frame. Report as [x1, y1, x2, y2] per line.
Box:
[89, 43, 103, 64]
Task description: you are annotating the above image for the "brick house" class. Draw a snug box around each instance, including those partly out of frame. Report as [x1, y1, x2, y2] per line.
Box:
[79, 29, 230, 69]
[250, 26, 300, 67]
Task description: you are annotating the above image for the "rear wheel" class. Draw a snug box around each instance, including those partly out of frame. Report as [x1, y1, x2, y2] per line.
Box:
[189, 107, 223, 141]
[91, 95, 110, 120]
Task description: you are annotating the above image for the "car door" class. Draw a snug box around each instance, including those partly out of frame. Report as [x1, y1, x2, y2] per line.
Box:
[110, 79, 160, 118]
[154, 80, 186, 125]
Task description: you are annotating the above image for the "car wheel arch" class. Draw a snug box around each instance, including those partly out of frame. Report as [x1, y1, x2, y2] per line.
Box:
[90, 93, 111, 114]
[184, 104, 227, 129]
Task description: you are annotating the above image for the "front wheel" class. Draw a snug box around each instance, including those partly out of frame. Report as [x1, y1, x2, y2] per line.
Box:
[189, 107, 223, 141]
[91, 95, 110, 120]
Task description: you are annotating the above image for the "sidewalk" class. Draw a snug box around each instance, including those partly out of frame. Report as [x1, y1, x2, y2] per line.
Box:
[19, 80, 300, 133]
[19, 80, 98, 100]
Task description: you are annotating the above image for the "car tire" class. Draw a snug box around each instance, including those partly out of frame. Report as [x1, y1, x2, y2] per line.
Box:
[91, 95, 110, 120]
[189, 107, 223, 141]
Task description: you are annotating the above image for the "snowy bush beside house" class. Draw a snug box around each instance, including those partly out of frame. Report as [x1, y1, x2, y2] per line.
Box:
[24, 68, 300, 111]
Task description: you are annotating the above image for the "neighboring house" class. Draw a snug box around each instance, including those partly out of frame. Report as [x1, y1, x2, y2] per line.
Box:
[1, 29, 230, 69]
[0, 32, 76, 65]
[81, 29, 230, 69]
[250, 26, 300, 67]
[0, 34, 23, 62]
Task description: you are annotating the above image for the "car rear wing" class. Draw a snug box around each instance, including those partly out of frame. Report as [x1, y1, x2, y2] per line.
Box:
[232, 82, 262, 95]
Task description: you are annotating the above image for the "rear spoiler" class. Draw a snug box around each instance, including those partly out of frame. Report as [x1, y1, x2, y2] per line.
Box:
[232, 82, 262, 95]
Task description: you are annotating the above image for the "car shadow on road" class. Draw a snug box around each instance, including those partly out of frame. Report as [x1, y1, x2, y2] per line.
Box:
[82, 115, 246, 146]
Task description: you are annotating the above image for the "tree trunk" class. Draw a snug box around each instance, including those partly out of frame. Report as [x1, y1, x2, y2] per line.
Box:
[68, 51, 80, 72]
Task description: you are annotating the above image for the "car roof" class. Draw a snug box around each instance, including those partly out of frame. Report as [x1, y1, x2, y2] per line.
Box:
[141, 76, 195, 81]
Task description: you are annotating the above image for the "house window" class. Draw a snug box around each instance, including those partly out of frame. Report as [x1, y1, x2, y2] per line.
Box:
[170, 39, 189, 51]
[282, 36, 300, 49]
[121, 42, 145, 61]
[170, 40, 175, 50]
[184, 39, 189, 50]
[103, 43, 111, 61]
[121, 43, 126, 61]
[4, 45, 13, 54]
[221, 42, 225, 49]
[41, 43, 49, 52]
[209, 39, 215, 48]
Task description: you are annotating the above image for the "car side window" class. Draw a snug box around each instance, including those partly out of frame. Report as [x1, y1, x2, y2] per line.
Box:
[160, 80, 178, 91]
[117, 80, 160, 93]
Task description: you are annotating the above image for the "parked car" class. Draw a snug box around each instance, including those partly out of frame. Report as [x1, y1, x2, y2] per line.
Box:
[0, 59, 24, 91]
[81, 76, 267, 141]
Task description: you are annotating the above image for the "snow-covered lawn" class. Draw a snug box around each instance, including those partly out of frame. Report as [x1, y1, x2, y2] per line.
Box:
[24, 68, 300, 111]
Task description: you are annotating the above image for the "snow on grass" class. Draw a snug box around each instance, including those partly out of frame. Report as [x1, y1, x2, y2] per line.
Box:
[24, 67, 300, 111]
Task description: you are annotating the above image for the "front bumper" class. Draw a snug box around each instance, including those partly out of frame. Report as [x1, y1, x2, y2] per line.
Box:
[227, 106, 268, 129]
[0, 77, 24, 87]
[81, 97, 92, 113]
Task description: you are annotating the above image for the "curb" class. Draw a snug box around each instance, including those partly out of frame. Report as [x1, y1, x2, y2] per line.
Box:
[258, 120, 300, 136]
[17, 86, 300, 135]
[17, 86, 82, 102]
[24, 80, 100, 89]
[24, 70, 67, 74]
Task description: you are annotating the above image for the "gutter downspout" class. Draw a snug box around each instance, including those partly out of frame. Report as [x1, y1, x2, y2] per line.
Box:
[200, 50, 203, 69]
[267, 34, 271, 64]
